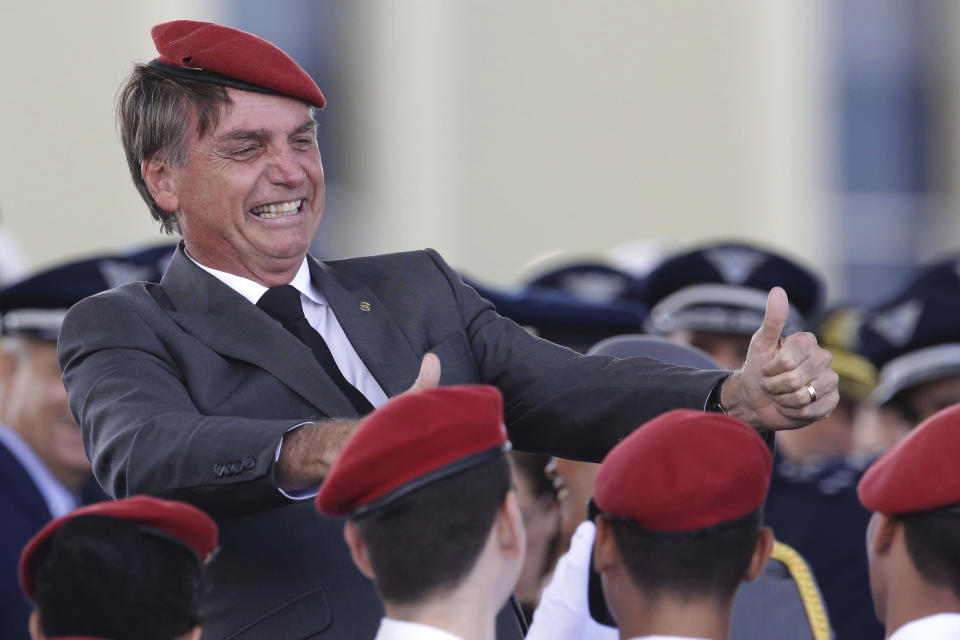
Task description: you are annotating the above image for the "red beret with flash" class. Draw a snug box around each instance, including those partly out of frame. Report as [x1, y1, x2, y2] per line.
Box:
[858, 403, 960, 514]
[150, 20, 325, 108]
[594, 409, 772, 532]
[19, 495, 218, 602]
[316, 385, 508, 518]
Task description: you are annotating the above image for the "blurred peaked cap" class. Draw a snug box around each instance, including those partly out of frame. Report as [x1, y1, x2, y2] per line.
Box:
[644, 241, 824, 337]
[859, 257, 960, 405]
[150, 20, 325, 108]
[315, 385, 509, 518]
[468, 277, 647, 334]
[523, 261, 648, 305]
[0, 244, 176, 341]
[594, 409, 771, 532]
[19, 495, 218, 602]
[465, 276, 647, 353]
[587, 334, 721, 370]
[858, 403, 960, 514]
[812, 306, 877, 403]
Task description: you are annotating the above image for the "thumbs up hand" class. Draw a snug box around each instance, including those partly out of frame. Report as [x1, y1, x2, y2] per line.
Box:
[720, 287, 838, 430]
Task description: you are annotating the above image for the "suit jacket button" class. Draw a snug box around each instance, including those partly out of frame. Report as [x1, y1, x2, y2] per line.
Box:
[214, 463, 225, 477]
[242, 457, 255, 470]
[229, 461, 243, 474]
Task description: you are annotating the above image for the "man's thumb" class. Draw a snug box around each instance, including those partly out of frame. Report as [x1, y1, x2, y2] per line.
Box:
[754, 287, 788, 350]
[410, 352, 442, 391]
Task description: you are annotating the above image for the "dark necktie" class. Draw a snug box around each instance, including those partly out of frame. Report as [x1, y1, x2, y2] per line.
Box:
[257, 285, 374, 415]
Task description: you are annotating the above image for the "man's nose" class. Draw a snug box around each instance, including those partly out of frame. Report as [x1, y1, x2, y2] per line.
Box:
[266, 146, 307, 186]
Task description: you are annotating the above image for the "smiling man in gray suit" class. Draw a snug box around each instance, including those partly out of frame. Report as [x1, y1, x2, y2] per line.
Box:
[58, 20, 839, 640]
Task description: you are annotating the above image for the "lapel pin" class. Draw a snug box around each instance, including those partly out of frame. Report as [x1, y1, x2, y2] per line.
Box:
[359, 301, 372, 312]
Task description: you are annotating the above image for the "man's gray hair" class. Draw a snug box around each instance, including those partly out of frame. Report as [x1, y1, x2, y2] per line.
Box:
[116, 64, 233, 234]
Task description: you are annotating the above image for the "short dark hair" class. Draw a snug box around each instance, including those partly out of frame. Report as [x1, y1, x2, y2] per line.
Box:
[609, 509, 763, 602]
[903, 511, 960, 597]
[116, 64, 232, 234]
[32, 514, 203, 640]
[352, 454, 512, 605]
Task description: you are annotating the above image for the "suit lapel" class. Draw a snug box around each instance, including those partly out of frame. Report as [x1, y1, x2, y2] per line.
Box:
[308, 257, 421, 397]
[158, 246, 355, 417]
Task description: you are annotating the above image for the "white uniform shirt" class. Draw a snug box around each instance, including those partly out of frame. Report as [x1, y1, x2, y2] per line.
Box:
[373, 617, 464, 640]
[888, 613, 960, 640]
[526, 520, 616, 640]
[0, 423, 79, 518]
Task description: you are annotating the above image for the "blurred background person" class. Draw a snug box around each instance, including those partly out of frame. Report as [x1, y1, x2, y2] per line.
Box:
[510, 451, 561, 622]
[18, 495, 218, 640]
[858, 256, 960, 452]
[765, 305, 884, 640]
[644, 240, 824, 371]
[0, 246, 173, 640]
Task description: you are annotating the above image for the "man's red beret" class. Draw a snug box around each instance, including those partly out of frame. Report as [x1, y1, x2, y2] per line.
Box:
[316, 385, 508, 518]
[858, 403, 960, 514]
[19, 495, 218, 602]
[594, 409, 772, 532]
[150, 20, 325, 108]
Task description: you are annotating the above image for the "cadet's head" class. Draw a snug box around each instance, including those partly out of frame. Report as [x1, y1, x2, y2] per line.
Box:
[858, 403, 960, 628]
[316, 385, 524, 608]
[19, 495, 218, 640]
[120, 21, 326, 284]
[590, 409, 773, 622]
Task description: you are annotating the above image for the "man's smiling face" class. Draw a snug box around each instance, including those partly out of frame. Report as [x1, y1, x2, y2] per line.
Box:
[158, 88, 325, 285]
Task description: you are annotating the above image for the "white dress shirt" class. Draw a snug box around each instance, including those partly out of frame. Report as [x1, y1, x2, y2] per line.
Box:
[0, 422, 79, 518]
[888, 613, 960, 639]
[188, 254, 389, 407]
[373, 618, 465, 640]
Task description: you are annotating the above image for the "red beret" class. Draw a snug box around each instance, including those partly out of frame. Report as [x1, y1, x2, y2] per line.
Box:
[150, 20, 325, 108]
[858, 403, 960, 514]
[19, 495, 218, 602]
[594, 409, 772, 532]
[316, 385, 508, 517]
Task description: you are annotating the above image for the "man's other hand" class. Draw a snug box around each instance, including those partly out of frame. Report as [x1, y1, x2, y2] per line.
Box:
[720, 287, 839, 431]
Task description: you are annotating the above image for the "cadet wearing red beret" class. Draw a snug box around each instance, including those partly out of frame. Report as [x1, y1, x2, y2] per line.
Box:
[857, 404, 960, 640]
[316, 385, 524, 640]
[19, 495, 217, 640]
[57, 17, 837, 640]
[586, 409, 776, 640]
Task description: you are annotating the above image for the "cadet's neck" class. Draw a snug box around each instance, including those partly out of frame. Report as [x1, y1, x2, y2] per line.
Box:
[613, 591, 733, 640]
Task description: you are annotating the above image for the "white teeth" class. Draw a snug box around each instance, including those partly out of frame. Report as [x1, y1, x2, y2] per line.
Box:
[251, 200, 302, 218]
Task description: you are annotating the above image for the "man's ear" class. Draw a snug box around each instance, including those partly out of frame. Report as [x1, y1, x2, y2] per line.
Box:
[343, 520, 375, 580]
[593, 517, 619, 575]
[28, 609, 45, 640]
[495, 490, 526, 560]
[142, 156, 180, 213]
[743, 526, 775, 583]
[868, 513, 898, 556]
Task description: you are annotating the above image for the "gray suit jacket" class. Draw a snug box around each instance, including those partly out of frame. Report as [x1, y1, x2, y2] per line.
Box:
[59, 245, 725, 639]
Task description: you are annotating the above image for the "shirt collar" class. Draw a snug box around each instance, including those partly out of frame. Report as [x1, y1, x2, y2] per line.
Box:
[889, 613, 960, 639]
[375, 618, 464, 640]
[185, 252, 326, 306]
